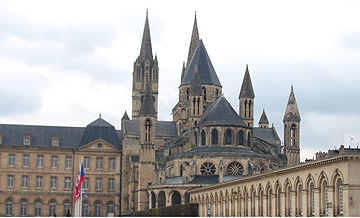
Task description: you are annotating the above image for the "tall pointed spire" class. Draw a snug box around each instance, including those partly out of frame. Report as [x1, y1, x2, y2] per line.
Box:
[190, 64, 202, 96]
[186, 12, 199, 69]
[140, 81, 156, 116]
[239, 64, 255, 98]
[258, 109, 269, 125]
[139, 9, 153, 62]
[283, 86, 301, 122]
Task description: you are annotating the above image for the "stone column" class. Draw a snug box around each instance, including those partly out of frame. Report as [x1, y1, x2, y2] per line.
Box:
[199, 202, 202, 217]
[234, 196, 238, 217]
[314, 188, 320, 217]
[241, 197, 245, 216]
[272, 194, 276, 217]
[301, 190, 307, 217]
[217, 200, 221, 217]
[223, 200, 226, 217]
[281, 192, 286, 217]
[228, 199, 232, 217]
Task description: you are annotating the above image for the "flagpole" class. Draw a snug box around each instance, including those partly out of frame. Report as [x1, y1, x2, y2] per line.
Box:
[79, 157, 83, 217]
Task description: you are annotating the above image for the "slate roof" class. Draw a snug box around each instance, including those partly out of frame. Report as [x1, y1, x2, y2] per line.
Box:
[189, 66, 202, 96]
[253, 127, 280, 145]
[0, 124, 84, 148]
[189, 175, 219, 184]
[79, 118, 122, 148]
[283, 86, 301, 122]
[123, 120, 178, 137]
[163, 176, 183, 185]
[181, 40, 222, 87]
[199, 96, 247, 127]
[138, 11, 153, 63]
[186, 15, 199, 69]
[239, 65, 255, 98]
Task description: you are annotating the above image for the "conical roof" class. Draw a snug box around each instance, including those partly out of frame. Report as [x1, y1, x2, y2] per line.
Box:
[258, 109, 269, 124]
[122, 111, 130, 120]
[239, 65, 255, 98]
[199, 96, 247, 127]
[182, 40, 222, 87]
[186, 13, 199, 69]
[139, 10, 153, 62]
[79, 117, 121, 147]
[140, 82, 156, 116]
[283, 86, 301, 122]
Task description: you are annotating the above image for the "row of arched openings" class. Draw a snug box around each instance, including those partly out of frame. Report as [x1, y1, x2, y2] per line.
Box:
[195, 129, 251, 146]
[150, 191, 190, 209]
[192, 172, 344, 217]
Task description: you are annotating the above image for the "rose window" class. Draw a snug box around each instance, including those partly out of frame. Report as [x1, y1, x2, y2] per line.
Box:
[227, 161, 244, 175]
[200, 162, 216, 175]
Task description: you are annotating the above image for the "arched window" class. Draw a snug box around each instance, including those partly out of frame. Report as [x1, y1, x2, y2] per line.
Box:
[197, 98, 200, 115]
[244, 191, 249, 216]
[259, 188, 264, 216]
[308, 183, 315, 216]
[247, 132, 251, 147]
[151, 192, 156, 209]
[107, 202, 115, 216]
[186, 88, 190, 101]
[52, 135, 59, 146]
[82, 201, 89, 217]
[63, 201, 70, 216]
[211, 129, 218, 145]
[237, 130, 244, 145]
[248, 100, 252, 117]
[20, 199, 27, 216]
[285, 184, 292, 216]
[194, 131, 198, 146]
[251, 189, 256, 216]
[275, 185, 281, 216]
[180, 165, 183, 177]
[200, 162, 216, 175]
[244, 100, 248, 118]
[158, 191, 166, 208]
[35, 199, 42, 216]
[193, 98, 196, 115]
[49, 200, 56, 217]
[94, 201, 102, 217]
[171, 191, 182, 206]
[266, 188, 272, 217]
[296, 183, 303, 216]
[225, 129, 232, 145]
[6, 199, 12, 216]
[291, 124, 296, 146]
[335, 179, 343, 215]
[320, 180, 328, 216]
[145, 119, 151, 141]
[203, 87, 207, 101]
[201, 130, 206, 146]
[136, 67, 141, 79]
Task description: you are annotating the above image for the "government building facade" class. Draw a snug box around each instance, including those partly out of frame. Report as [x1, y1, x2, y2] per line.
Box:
[0, 12, 359, 217]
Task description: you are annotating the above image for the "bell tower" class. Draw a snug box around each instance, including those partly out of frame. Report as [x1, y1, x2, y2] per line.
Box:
[283, 86, 301, 166]
[132, 11, 159, 120]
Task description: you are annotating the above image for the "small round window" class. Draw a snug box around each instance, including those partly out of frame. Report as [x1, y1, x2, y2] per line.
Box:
[97, 143, 103, 148]
[227, 161, 244, 176]
[200, 162, 216, 175]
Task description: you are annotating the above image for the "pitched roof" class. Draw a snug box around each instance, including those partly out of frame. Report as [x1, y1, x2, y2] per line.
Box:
[138, 11, 153, 63]
[283, 86, 301, 122]
[123, 120, 178, 137]
[186, 14, 199, 69]
[181, 40, 222, 87]
[258, 109, 269, 124]
[239, 65, 255, 98]
[189, 175, 219, 184]
[199, 96, 247, 127]
[253, 127, 280, 145]
[79, 118, 122, 148]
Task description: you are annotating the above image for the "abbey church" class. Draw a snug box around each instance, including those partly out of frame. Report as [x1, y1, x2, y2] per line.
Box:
[0, 12, 359, 217]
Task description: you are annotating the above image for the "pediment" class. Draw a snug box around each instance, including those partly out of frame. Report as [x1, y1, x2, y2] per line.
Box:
[78, 138, 120, 152]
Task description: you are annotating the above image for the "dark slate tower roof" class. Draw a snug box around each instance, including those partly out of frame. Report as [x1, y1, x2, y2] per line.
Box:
[79, 117, 122, 148]
[199, 96, 247, 127]
[139, 10, 153, 63]
[283, 86, 301, 122]
[189, 65, 202, 96]
[182, 40, 222, 87]
[122, 111, 130, 120]
[140, 82, 156, 116]
[258, 109, 269, 124]
[186, 13, 200, 69]
[239, 65, 255, 98]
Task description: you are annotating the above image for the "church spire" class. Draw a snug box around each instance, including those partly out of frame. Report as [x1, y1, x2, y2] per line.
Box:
[139, 9, 153, 62]
[190, 64, 202, 96]
[258, 109, 269, 128]
[239, 64, 255, 99]
[186, 12, 199, 69]
[283, 86, 301, 122]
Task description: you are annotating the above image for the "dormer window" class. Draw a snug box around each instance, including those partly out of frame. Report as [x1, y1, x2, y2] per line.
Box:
[23, 135, 31, 146]
[52, 136, 59, 146]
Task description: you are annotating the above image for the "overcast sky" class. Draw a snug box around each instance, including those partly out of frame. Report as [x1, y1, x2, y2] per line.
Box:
[0, 0, 359, 160]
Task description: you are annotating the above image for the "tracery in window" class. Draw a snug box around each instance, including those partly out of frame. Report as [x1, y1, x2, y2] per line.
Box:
[226, 161, 243, 175]
[200, 162, 216, 175]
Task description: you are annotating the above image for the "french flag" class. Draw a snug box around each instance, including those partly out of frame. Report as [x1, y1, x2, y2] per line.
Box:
[74, 162, 85, 203]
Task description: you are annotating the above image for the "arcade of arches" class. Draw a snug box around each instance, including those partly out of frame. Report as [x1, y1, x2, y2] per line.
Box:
[148, 188, 191, 209]
[189, 155, 360, 217]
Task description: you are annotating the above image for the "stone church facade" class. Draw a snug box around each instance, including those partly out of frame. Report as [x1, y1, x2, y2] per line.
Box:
[0, 12, 359, 217]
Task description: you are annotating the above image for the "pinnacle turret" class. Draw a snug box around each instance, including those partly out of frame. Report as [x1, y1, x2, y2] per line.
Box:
[186, 13, 199, 69]
[239, 64, 255, 99]
[140, 82, 156, 116]
[283, 86, 301, 122]
[258, 109, 269, 125]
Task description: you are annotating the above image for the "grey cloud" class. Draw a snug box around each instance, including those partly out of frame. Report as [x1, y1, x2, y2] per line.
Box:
[0, 88, 41, 116]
